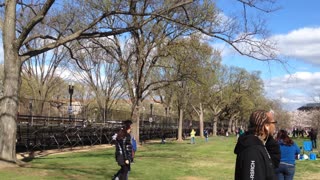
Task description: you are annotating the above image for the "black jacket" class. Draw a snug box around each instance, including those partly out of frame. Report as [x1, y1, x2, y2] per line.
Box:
[234, 134, 276, 180]
[115, 134, 133, 166]
[265, 136, 280, 168]
[309, 130, 317, 140]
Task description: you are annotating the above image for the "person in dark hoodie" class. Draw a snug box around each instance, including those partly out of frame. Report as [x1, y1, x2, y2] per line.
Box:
[234, 110, 277, 180]
[113, 120, 133, 180]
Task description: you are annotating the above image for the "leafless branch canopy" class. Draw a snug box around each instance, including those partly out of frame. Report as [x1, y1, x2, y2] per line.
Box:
[2, 0, 281, 63]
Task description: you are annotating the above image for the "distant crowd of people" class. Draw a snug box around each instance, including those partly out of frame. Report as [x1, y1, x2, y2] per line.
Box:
[291, 127, 317, 149]
[291, 127, 315, 138]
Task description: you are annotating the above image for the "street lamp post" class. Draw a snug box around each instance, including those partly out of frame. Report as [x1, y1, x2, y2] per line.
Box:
[29, 100, 33, 125]
[149, 103, 153, 126]
[141, 106, 145, 127]
[68, 83, 74, 122]
[94, 108, 98, 123]
[165, 107, 168, 128]
[168, 107, 171, 126]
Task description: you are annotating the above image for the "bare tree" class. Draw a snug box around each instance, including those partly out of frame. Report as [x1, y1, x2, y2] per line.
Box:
[0, 0, 195, 164]
[90, 0, 280, 142]
[20, 45, 67, 115]
[0, 0, 280, 164]
[68, 39, 125, 123]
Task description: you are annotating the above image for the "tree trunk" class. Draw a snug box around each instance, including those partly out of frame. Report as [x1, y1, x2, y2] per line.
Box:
[177, 109, 183, 141]
[131, 103, 140, 143]
[228, 114, 238, 134]
[0, 0, 19, 163]
[232, 118, 237, 134]
[235, 119, 238, 132]
[199, 104, 204, 137]
[212, 116, 218, 136]
[228, 118, 233, 134]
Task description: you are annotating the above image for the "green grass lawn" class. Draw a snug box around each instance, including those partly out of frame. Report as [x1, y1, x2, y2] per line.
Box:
[0, 136, 319, 180]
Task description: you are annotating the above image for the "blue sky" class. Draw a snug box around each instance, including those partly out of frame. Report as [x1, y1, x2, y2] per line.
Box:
[216, 0, 320, 111]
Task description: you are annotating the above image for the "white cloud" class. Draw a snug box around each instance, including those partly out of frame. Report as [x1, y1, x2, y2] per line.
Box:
[212, 20, 320, 111]
[56, 67, 76, 81]
[264, 71, 320, 111]
[216, 27, 320, 66]
[214, 42, 238, 57]
[273, 27, 320, 65]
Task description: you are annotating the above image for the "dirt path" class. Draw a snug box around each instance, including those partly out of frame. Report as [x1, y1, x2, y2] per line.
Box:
[16, 144, 114, 160]
[16, 138, 167, 161]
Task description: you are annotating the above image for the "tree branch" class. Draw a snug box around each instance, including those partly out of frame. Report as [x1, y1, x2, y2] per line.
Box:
[17, 0, 55, 48]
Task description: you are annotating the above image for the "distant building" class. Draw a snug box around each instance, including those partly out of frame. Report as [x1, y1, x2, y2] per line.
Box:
[297, 103, 320, 111]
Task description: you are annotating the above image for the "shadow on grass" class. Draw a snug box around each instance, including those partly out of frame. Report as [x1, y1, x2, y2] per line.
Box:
[25, 150, 119, 179]
[29, 165, 116, 179]
[136, 153, 183, 159]
[34, 151, 114, 160]
[21, 157, 34, 163]
[20, 150, 115, 164]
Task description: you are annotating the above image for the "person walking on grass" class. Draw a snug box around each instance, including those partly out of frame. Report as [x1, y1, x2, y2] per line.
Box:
[204, 129, 209, 142]
[234, 110, 277, 180]
[190, 129, 196, 144]
[275, 130, 300, 180]
[113, 120, 133, 180]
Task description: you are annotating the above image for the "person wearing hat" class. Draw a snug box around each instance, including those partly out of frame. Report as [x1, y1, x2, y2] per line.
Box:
[113, 120, 133, 180]
[234, 110, 277, 180]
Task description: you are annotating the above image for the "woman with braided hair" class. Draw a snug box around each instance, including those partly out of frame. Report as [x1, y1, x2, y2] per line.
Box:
[234, 110, 277, 180]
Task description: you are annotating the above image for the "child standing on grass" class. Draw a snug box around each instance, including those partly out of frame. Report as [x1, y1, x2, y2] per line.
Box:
[190, 129, 196, 144]
[204, 129, 208, 142]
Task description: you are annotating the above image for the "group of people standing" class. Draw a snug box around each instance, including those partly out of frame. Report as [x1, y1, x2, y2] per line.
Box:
[234, 110, 301, 180]
[292, 127, 318, 148]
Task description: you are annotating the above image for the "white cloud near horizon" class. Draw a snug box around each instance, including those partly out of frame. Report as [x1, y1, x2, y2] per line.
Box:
[264, 71, 320, 110]
[216, 27, 320, 111]
[273, 27, 320, 65]
[215, 26, 320, 66]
